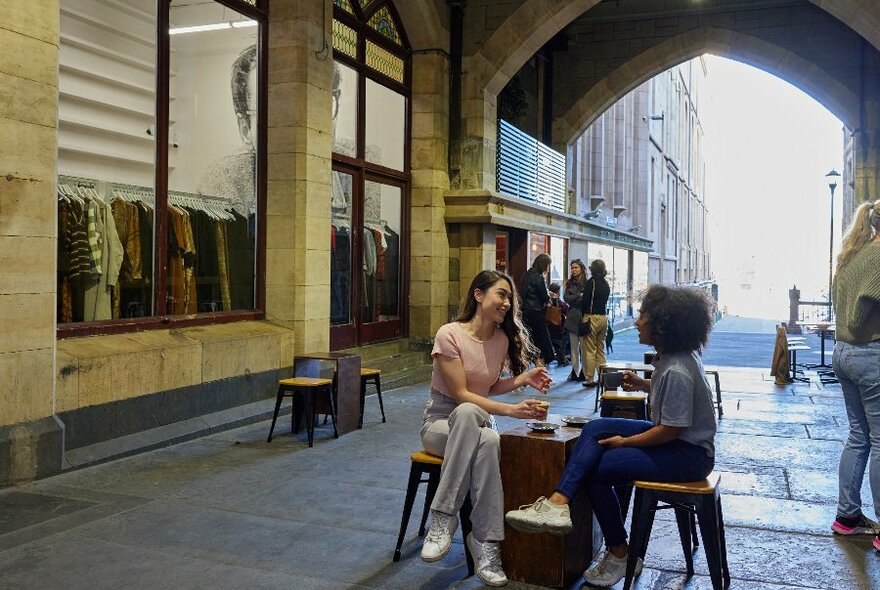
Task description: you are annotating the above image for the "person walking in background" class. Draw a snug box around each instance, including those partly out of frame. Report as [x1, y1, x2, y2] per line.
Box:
[580, 259, 611, 388]
[564, 259, 588, 381]
[421, 270, 553, 586]
[830, 199, 880, 549]
[520, 253, 556, 366]
[547, 283, 570, 367]
[505, 285, 717, 587]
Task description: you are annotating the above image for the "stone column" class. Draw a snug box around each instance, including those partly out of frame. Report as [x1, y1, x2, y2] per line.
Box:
[456, 223, 497, 304]
[854, 45, 880, 205]
[0, 1, 63, 485]
[410, 51, 451, 340]
[452, 56, 498, 192]
[266, 0, 332, 354]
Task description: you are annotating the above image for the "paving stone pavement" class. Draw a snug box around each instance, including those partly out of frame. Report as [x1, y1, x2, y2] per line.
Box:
[1, 357, 878, 589]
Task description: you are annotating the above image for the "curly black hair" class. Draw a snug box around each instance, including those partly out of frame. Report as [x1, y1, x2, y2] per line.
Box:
[639, 285, 714, 354]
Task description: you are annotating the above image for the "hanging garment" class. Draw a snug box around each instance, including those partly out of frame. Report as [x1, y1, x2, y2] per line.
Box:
[770, 324, 791, 385]
[215, 219, 231, 311]
[112, 199, 143, 282]
[83, 202, 124, 321]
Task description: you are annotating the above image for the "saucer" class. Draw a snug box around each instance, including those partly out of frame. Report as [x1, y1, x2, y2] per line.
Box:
[561, 415, 589, 427]
[526, 421, 560, 433]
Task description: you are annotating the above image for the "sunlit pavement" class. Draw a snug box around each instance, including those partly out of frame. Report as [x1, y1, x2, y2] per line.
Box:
[1, 320, 877, 589]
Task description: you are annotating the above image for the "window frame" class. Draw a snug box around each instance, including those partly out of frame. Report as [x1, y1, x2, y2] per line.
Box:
[57, 0, 269, 338]
[330, 1, 412, 350]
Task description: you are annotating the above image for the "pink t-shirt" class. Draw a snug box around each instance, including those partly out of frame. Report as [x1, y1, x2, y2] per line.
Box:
[430, 322, 509, 397]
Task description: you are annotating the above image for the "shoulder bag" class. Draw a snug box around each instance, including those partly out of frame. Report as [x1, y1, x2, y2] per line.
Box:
[578, 280, 596, 337]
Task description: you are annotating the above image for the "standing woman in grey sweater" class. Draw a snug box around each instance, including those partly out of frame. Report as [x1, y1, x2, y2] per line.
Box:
[831, 198, 880, 550]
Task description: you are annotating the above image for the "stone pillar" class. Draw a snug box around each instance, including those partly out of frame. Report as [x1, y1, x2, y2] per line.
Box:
[453, 57, 498, 192]
[456, 223, 497, 304]
[266, 0, 332, 354]
[0, 1, 63, 485]
[410, 51, 451, 340]
[854, 46, 880, 205]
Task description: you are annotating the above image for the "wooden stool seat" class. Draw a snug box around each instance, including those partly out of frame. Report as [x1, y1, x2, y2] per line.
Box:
[359, 367, 386, 426]
[278, 376, 333, 387]
[267, 376, 337, 447]
[393, 450, 474, 576]
[411, 450, 443, 465]
[602, 392, 648, 402]
[624, 471, 730, 590]
[634, 472, 720, 494]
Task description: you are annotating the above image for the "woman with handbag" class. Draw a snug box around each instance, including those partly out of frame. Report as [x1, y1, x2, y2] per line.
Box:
[563, 259, 588, 381]
[580, 259, 611, 388]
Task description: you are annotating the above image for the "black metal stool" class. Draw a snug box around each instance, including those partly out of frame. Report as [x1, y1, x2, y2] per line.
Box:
[359, 368, 386, 427]
[393, 451, 474, 576]
[624, 472, 730, 590]
[600, 392, 649, 420]
[266, 376, 337, 447]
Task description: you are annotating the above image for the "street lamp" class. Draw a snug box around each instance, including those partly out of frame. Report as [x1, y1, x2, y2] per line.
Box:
[825, 169, 841, 321]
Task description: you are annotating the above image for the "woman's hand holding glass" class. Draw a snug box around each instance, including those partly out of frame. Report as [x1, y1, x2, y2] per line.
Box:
[509, 399, 549, 420]
[622, 370, 649, 392]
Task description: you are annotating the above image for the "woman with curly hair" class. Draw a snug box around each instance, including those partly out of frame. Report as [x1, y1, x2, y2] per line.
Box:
[421, 270, 553, 586]
[830, 199, 880, 548]
[505, 284, 717, 587]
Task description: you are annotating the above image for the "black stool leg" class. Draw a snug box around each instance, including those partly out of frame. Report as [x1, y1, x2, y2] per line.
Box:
[375, 376, 386, 423]
[267, 386, 285, 442]
[717, 495, 730, 588]
[421, 468, 440, 536]
[674, 506, 695, 576]
[624, 489, 651, 590]
[358, 377, 367, 429]
[305, 390, 315, 448]
[696, 496, 725, 590]
[615, 484, 634, 521]
[394, 463, 424, 562]
[325, 384, 339, 439]
[691, 511, 700, 550]
[459, 495, 475, 577]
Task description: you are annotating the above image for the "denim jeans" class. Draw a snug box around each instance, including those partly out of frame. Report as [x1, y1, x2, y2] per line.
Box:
[556, 418, 714, 547]
[833, 340, 880, 519]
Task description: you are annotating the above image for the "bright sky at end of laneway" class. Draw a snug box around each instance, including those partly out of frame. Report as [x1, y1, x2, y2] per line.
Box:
[700, 54, 844, 321]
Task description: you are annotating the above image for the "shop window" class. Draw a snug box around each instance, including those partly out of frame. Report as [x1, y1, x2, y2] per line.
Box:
[331, 1, 410, 349]
[56, 0, 266, 335]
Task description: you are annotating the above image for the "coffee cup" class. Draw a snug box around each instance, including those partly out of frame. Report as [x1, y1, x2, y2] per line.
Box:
[603, 371, 623, 390]
[536, 400, 550, 418]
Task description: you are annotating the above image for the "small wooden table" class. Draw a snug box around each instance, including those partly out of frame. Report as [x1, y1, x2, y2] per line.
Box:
[500, 425, 602, 588]
[293, 352, 361, 435]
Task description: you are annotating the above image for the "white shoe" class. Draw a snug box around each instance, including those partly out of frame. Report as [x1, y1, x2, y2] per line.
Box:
[504, 496, 572, 534]
[421, 510, 458, 562]
[582, 550, 643, 587]
[466, 533, 508, 587]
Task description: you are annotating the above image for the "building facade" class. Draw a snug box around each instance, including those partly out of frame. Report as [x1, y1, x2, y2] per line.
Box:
[4, 0, 880, 485]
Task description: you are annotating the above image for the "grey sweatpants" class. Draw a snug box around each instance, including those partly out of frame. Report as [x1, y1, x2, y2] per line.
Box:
[421, 398, 505, 541]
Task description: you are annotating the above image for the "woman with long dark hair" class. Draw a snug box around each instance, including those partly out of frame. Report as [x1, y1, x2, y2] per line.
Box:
[421, 270, 553, 586]
[580, 259, 611, 387]
[506, 285, 717, 587]
[564, 259, 588, 381]
[830, 199, 880, 548]
[520, 253, 556, 365]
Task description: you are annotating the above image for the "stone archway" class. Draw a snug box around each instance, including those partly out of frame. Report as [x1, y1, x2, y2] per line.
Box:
[553, 27, 861, 149]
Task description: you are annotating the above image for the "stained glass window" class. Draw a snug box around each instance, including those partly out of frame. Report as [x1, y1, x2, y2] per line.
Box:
[332, 19, 357, 58]
[366, 40, 404, 83]
[334, 0, 355, 14]
[367, 5, 400, 45]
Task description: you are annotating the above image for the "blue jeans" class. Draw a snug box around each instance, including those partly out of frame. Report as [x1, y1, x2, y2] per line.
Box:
[556, 418, 714, 547]
[833, 340, 880, 519]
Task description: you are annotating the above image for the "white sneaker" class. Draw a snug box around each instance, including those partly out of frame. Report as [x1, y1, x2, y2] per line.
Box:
[421, 510, 458, 562]
[504, 496, 572, 534]
[582, 550, 643, 587]
[466, 532, 508, 587]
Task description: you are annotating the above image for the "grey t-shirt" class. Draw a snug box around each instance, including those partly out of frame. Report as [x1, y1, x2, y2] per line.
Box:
[650, 350, 717, 457]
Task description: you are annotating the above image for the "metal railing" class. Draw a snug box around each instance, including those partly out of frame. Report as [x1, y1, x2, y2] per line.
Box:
[497, 119, 566, 211]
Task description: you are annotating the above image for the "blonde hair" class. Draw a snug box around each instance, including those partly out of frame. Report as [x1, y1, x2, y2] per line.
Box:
[837, 199, 880, 269]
